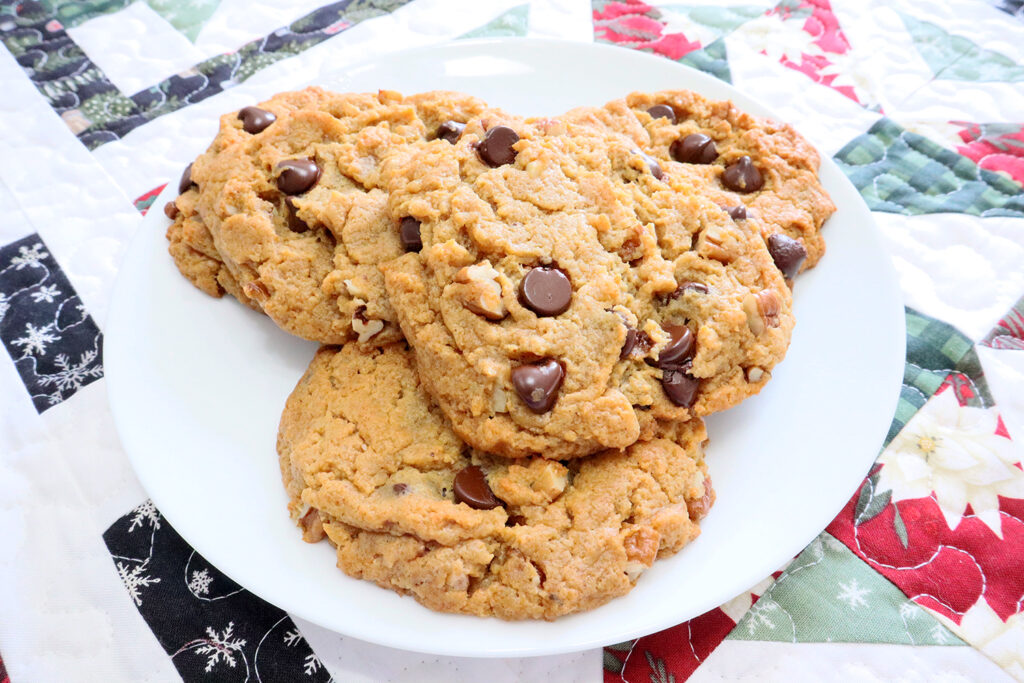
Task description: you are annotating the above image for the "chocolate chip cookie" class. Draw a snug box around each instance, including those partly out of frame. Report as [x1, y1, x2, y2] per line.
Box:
[564, 89, 836, 278]
[380, 114, 795, 459]
[278, 344, 713, 620]
[168, 87, 492, 343]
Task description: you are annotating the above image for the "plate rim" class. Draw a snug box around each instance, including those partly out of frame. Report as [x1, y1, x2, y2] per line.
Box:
[105, 37, 906, 658]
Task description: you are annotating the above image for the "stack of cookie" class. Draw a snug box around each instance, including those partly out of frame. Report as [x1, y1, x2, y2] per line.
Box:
[165, 86, 834, 620]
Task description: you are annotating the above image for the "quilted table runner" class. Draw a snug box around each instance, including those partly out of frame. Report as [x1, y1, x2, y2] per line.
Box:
[1, 1, 1022, 681]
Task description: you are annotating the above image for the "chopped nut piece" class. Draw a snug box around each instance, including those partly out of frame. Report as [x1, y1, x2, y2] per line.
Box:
[743, 289, 780, 335]
[746, 366, 767, 383]
[756, 290, 781, 329]
[352, 306, 384, 342]
[299, 507, 326, 543]
[695, 224, 734, 263]
[454, 261, 506, 320]
[243, 280, 269, 301]
[491, 386, 508, 413]
[343, 278, 369, 299]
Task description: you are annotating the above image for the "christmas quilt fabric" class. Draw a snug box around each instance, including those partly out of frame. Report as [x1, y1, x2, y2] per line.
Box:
[1, 1, 1023, 681]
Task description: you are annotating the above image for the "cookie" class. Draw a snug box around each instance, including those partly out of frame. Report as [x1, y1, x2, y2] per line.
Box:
[170, 87, 492, 343]
[278, 344, 713, 621]
[564, 89, 836, 277]
[380, 113, 794, 459]
[166, 187, 258, 311]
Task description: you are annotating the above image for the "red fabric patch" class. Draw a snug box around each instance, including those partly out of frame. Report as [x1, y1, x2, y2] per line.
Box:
[133, 184, 168, 215]
[829, 486, 1024, 624]
[954, 121, 1024, 185]
[593, 0, 702, 60]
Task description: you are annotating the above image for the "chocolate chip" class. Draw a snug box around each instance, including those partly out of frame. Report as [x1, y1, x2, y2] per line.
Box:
[511, 359, 565, 413]
[163, 201, 179, 220]
[506, 514, 527, 527]
[518, 266, 572, 316]
[766, 233, 807, 280]
[670, 133, 717, 164]
[646, 104, 677, 124]
[285, 198, 309, 233]
[392, 483, 409, 495]
[659, 281, 709, 304]
[453, 466, 502, 510]
[662, 362, 700, 407]
[399, 216, 422, 252]
[721, 156, 763, 193]
[656, 324, 695, 368]
[634, 150, 663, 180]
[437, 120, 466, 144]
[477, 125, 519, 167]
[178, 162, 195, 194]
[620, 327, 639, 359]
[276, 159, 321, 195]
[726, 205, 747, 220]
[238, 106, 276, 134]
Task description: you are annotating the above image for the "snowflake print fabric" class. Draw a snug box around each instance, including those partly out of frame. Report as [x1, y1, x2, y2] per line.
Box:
[0, 234, 103, 412]
[102, 500, 331, 682]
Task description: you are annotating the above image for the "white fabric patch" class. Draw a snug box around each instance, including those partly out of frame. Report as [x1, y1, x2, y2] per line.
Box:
[724, 37, 881, 157]
[66, 2, 206, 94]
[873, 212, 1024, 342]
[691, 639, 1014, 682]
[297, 616, 600, 683]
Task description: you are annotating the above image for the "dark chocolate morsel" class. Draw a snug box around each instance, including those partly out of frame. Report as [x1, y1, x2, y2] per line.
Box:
[163, 202, 179, 220]
[238, 106, 276, 134]
[178, 162, 195, 194]
[656, 324, 695, 368]
[634, 150, 663, 180]
[766, 233, 807, 280]
[659, 281, 709, 304]
[437, 120, 466, 144]
[620, 327, 638, 359]
[726, 205, 747, 220]
[646, 104, 677, 124]
[399, 216, 422, 252]
[511, 359, 565, 413]
[670, 133, 717, 164]
[477, 125, 520, 167]
[285, 198, 309, 233]
[276, 159, 321, 195]
[453, 466, 502, 510]
[518, 267, 572, 316]
[721, 156, 764, 193]
[392, 483, 409, 495]
[662, 362, 700, 407]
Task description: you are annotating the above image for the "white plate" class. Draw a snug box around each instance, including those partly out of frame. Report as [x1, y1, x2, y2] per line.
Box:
[105, 39, 905, 658]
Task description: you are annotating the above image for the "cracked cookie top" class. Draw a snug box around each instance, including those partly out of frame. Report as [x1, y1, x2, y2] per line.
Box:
[381, 112, 795, 459]
[278, 343, 713, 621]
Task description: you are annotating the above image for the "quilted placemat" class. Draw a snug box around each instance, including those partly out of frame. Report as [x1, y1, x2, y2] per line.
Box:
[1, 1, 1022, 680]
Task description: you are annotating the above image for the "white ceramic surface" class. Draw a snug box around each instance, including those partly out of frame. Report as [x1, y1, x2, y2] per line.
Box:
[105, 39, 905, 658]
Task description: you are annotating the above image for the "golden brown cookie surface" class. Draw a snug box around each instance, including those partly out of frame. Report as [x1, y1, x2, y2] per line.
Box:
[278, 344, 713, 621]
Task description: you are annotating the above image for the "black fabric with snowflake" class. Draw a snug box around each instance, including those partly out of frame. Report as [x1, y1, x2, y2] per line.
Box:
[103, 500, 331, 681]
[0, 233, 103, 412]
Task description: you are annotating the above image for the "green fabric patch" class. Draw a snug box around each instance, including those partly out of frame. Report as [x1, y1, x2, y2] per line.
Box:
[905, 308, 994, 407]
[729, 533, 964, 645]
[886, 308, 994, 447]
[660, 4, 763, 35]
[679, 36, 731, 83]
[45, 0, 131, 29]
[833, 118, 1024, 217]
[900, 12, 1024, 82]
[146, 0, 222, 42]
[459, 4, 529, 39]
